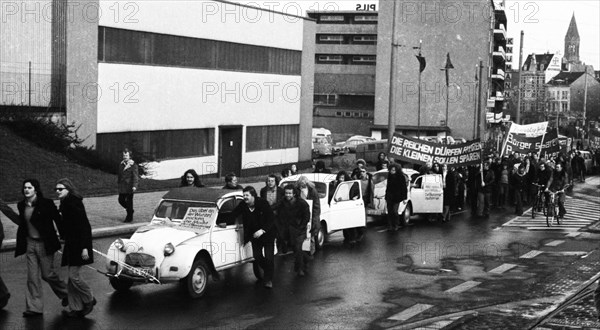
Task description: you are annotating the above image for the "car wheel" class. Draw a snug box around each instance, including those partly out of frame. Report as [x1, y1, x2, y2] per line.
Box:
[316, 222, 326, 250]
[109, 277, 133, 292]
[400, 203, 412, 226]
[186, 258, 210, 299]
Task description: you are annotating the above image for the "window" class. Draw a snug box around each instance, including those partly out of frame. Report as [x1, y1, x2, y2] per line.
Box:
[352, 55, 376, 63]
[318, 35, 344, 42]
[345, 112, 352, 117]
[314, 94, 337, 106]
[354, 15, 378, 22]
[320, 15, 344, 22]
[335, 111, 343, 117]
[99, 27, 301, 75]
[97, 128, 215, 161]
[217, 198, 242, 226]
[246, 125, 299, 152]
[362, 112, 370, 118]
[317, 55, 343, 63]
[353, 35, 377, 44]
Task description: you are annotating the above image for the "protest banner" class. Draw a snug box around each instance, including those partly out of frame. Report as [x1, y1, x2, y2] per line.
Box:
[590, 129, 600, 149]
[502, 130, 561, 159]
[507, 121, 548, 137]
[387, 134, 482, 167]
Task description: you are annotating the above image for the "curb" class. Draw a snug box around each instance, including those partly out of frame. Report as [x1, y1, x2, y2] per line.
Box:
[0, 223, 145, 253]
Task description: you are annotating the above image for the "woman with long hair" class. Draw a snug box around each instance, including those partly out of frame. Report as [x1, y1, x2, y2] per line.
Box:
[180, 169, 205, 187]
[55, 178, 96, 317]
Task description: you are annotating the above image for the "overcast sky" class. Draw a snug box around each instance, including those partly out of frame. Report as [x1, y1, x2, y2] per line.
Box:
[233, 0, 599, 69]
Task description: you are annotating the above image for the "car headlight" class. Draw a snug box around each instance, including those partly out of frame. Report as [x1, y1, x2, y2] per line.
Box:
[164, 242, 175, 256]
[114, 239, 126, 252]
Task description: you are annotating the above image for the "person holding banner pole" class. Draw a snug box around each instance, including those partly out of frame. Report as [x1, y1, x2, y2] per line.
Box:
[477, 161, 495, 218]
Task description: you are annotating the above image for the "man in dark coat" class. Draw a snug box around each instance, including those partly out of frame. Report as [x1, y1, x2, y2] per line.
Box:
[117, 149, 139, 223]
[510, 165, 528, 216]
[278, 184, 310, 277]
[233, 186, 276, 288]
[385, 164, 408, 231]
[0, 198, 20, 309]
[260, 174, 286, 253]
[14, 179, 68, 317]
[477, 161, 495, 218]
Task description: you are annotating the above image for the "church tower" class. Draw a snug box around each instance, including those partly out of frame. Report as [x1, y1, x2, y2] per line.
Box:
[564, 13, 581, 64]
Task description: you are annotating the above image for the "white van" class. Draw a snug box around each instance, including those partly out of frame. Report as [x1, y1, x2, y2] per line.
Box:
[312, 128, 344, 156]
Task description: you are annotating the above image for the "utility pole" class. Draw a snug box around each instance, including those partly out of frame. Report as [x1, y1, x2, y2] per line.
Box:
[473, 64, 479, 139]
[583, 69, 589, 145]
[516, 30, 524, 124]
[477, 60, 484, 138]
[387, 1, 399, 141]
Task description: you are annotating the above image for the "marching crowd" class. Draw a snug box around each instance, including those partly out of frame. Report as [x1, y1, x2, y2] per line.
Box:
[0, 146, 598, 319]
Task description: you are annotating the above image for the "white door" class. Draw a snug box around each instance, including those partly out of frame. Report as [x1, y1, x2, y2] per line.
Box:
[411, 175, 443, 214]
[328, 181, 366, 231]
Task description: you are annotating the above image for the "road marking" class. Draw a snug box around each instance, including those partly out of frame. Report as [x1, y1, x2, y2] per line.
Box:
[545, 240, 565, 247]
[565, 232, 581, 237]
[416, 319, 457, 329]
[520, 250, 543, 259]
[489, 263, 517, 274]
[501, 196, 599, 231]
[444, 281, 480, 293]
[388, 304, 434, 321]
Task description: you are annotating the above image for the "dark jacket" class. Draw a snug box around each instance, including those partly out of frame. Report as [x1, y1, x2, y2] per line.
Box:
[15, 197, 62, 257]
[385, 171, 408, 203]
[478, 168, 495, 193]
[259, 186, 285, 211]
[59, 194, 94, 266]
[233, 198, 276, 244]
[277, 197, 310, 236]
[547, 170, 568, 192]
[222, 184, 244, 190]
[443, 171, 456, 206]
[299, 185, 321, 235]
[510, 171, 528, 192]
[537, 168, 551, 187]
[118, 160, 139, 194]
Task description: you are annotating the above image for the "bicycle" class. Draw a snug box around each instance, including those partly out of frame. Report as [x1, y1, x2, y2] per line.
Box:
[531, 183, 547, 219]
[545, 186, 568, 227]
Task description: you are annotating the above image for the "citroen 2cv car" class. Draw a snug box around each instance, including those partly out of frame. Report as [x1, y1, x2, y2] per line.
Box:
[105, 187, 265, 298]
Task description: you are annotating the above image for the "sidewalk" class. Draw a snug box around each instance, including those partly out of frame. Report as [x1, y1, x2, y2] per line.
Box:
[0, 181, 266, 252]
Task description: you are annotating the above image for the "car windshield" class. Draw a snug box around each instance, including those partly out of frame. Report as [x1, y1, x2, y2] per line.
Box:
[155, 201, 215, 221]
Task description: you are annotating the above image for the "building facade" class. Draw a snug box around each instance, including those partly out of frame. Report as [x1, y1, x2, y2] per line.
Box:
[373, 0, 507, 140]
[59, 0, 315, 179]
[518, 53, 562, 123]
[307, 11, 377, 141]
[546, 71, 600, 128]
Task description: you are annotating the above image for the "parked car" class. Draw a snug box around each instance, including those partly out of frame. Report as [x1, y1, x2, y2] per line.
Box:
[342, 135, 376, 153]
[279, 173, 366, 248]
[367, 169, 443, 225]
[312, 128, 345, 156]
[104, 188, 266, 298]
[356, 139, 388, 164]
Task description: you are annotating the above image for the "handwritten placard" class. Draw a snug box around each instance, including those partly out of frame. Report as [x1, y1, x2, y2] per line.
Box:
[180, 207, 216, 230]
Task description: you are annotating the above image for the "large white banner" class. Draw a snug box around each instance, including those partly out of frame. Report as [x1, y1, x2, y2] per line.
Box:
[507, 122, 548, 137]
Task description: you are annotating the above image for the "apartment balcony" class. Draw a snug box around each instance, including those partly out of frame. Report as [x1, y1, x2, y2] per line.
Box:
[494, 23, 506, 41]
[492, 68, 505, 80]
[493, 45, 506, 61]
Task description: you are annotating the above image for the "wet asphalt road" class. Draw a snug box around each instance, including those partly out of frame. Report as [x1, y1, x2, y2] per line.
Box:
[1, 194, 599, 329]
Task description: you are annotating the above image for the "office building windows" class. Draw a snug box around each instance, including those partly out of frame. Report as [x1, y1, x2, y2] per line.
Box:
[246, 125, 299, 152]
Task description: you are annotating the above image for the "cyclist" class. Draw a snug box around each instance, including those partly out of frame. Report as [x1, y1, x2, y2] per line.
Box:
[545, 162, 568, 218]
[536, 162, 551, 211]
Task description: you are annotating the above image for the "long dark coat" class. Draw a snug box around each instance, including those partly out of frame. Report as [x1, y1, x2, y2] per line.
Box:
[385, 171, 408, 204]
[443, 171, 456, 206]
[59, 194, 94, 266]
[117, 161, 139, 194]
[15, 197, 62, 257]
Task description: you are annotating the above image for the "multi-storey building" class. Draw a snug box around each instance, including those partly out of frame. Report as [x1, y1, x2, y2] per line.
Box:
[546, 71, 600, 128]
[373, 0, 508, 140]
[3, 0, 316, 179]
[307, 11, 378, 141]
[518, 53, 563, 123]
